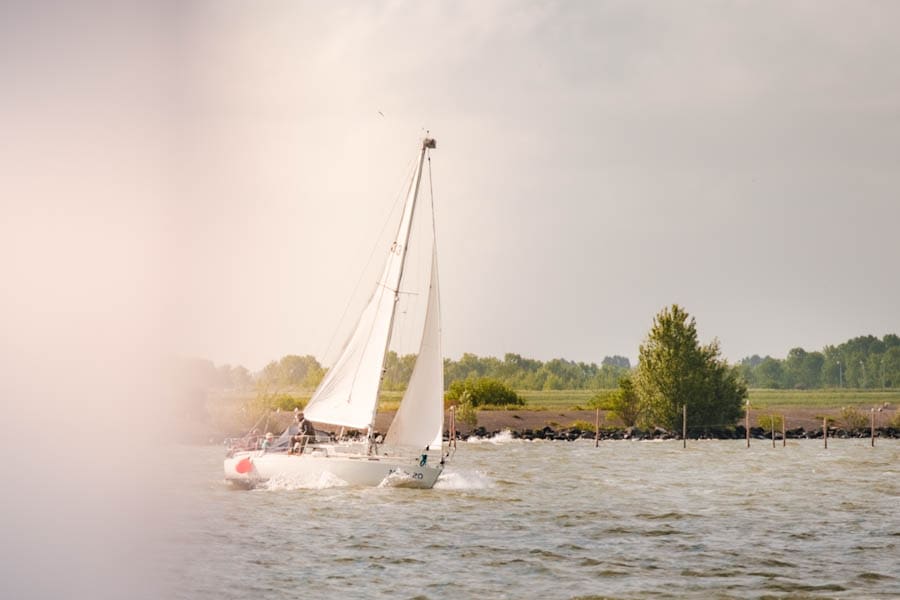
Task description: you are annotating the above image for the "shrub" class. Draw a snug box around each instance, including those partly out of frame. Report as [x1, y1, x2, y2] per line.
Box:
[588, 389, 617, 410]
[569, 420, 595, 432]
[445, 377, 524, 407]
[890, 410, 900, 429]
[839, 406, 868, 430]
[455, 392, 478, 428]
[756, 414, 783, 432]
[250, 392, 307, 416]
[815, 415, 835, 427]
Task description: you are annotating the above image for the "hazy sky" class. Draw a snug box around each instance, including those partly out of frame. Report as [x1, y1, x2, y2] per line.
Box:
[5, 1, 899, 373]
[165, 1, 899, 370]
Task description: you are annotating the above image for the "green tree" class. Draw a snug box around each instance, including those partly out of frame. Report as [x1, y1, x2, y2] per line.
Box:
[635, 304, 748, 431]
[259, 354, 324, 389]
[754, 356, 785, 388]
[593, 363, 630, 388]
[382, 351, 417, 391]
[610, 373, 641, 427]
[602, 355, 631, 369]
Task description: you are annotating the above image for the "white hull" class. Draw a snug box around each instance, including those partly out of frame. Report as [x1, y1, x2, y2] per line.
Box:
[224, 449, 443, 489]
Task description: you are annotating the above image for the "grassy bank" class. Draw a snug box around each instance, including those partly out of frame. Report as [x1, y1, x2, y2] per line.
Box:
[746, 388, 900, 409]
[518, 388, 900, 410]
[205, 387, 899, 435]
[513, 388, 900, 411]
[212, 387, 899, 413]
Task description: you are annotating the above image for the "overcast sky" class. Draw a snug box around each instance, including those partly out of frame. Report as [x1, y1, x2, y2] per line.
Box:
[5, 1, 899, 373]
[169, 1, 900, 370]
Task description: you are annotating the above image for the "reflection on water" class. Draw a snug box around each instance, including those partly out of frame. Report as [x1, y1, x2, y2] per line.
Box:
[169, 439, 899, 599]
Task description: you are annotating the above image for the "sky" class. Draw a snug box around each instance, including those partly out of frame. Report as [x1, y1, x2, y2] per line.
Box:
[0, 3, 898, 596]
[162, 1, 900, 370]
[4, 1, 900, 375]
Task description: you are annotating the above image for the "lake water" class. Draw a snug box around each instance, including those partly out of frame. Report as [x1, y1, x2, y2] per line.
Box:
[169, 437, 899, 599]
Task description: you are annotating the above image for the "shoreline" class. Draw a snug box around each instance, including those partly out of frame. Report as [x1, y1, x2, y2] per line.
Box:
[191, 406, 900, 444]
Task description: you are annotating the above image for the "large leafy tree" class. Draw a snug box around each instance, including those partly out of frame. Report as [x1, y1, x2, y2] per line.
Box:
[635, 305, 747, 431]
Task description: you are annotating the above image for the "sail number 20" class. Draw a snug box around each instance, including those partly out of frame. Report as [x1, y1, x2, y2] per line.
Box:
[388, 468, 424, 480]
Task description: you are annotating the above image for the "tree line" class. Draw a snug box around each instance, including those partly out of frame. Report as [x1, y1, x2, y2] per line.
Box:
[737, 334, 900, 389]
[182, 333, 900, 396]
[183, 352, 632, 393]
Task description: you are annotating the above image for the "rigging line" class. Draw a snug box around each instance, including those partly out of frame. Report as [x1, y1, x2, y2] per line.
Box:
[426, 150, 442, 340]
[318, 155, 418, 366]
[373, 281, 420, 296]
[427, 152, 439, 257]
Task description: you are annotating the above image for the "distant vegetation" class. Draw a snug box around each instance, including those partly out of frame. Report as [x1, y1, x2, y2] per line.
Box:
[180, 351, 633, 396]
[180, 329, 899, 421]
[737, 334, 900, 390]
[442, 352, 631, 390]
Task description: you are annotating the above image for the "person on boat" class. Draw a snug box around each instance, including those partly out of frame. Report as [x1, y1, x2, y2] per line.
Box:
[298, 412, 315, 437]
[290, 413, 316, 454]
[260, 432, 274, 452]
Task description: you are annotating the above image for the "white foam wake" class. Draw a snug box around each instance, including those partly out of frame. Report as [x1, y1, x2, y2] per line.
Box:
[258, 471, 349, 491]
[377, 469, 421, 488]
[434, 470, 494, 490]
[466, 429, 518, 445]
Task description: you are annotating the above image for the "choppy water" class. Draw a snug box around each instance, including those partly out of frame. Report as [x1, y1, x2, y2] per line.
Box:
[169, 437, 899, 599]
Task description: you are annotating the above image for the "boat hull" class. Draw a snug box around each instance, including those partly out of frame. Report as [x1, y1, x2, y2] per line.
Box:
[224, 450, 443, 489]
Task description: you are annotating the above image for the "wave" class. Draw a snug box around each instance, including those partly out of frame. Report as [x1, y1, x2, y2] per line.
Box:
[434, 469, 494, 490]
[257, 471, 349, 491]
[466, 429, 518, 445]
[377, 469, 428, 488]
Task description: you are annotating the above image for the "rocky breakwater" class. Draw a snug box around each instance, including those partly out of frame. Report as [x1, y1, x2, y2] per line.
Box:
[451, 424, 900, 442]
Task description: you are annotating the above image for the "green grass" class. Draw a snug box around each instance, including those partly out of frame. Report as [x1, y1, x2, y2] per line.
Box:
[517, 389, 602, 410]
[747, 388, 900, 409]
[512, 388, 900, 411]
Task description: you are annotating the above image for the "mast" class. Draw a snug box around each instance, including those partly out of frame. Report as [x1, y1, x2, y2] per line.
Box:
[367, 136, 436, 453]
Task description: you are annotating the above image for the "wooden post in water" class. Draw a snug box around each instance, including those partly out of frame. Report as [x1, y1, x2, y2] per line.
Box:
[823, 415, 828, 449]
[771, 416, 776, 448]
[871, 408, 875, 447]
[782, 415, 786, 448]
[682, 404, 687, 449]
[594, 406, 600, 448]
[449, 406, 457, 450]
[745, 400, 751, 448]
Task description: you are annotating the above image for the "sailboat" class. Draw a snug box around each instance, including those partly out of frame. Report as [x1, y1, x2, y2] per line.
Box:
[224, 137, 448, 489]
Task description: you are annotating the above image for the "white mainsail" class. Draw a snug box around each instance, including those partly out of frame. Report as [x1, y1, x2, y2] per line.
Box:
[303, 141, 430, 430]
[384, 247, 443, 449]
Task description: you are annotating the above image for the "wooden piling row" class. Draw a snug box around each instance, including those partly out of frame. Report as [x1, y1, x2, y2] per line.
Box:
[586, 404, 886, 450]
